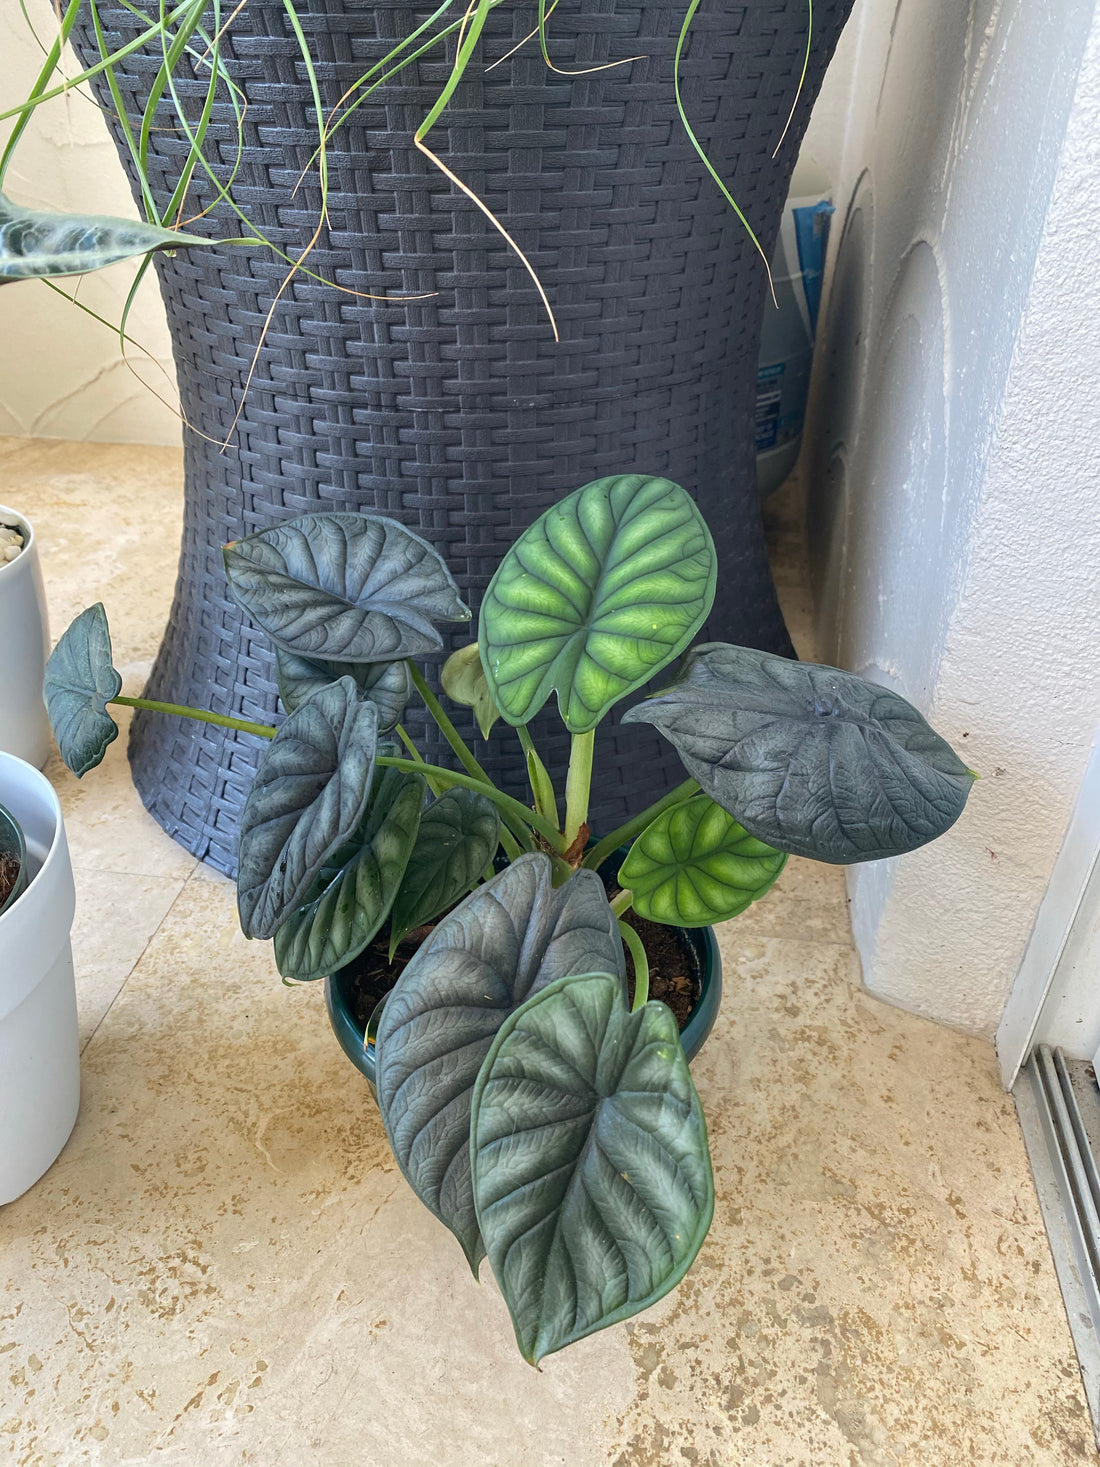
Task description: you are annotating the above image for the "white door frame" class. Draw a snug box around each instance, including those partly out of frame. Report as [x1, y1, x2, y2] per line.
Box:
[998, 732, 1100, 1089]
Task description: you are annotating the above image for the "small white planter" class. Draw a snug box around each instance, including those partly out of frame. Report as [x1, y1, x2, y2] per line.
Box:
[0, 503, 51, 769]
[0, 751, 78, 1205]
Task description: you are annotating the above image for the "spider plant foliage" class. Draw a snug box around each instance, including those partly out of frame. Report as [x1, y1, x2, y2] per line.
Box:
[44, 473, 974, 1360]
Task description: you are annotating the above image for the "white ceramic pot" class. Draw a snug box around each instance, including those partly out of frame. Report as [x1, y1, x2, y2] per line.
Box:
[0, 503, 51, 769]
[0, 751, 78, 1205]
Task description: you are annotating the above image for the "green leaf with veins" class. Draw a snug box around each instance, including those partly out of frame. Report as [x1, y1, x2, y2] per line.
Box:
[479, 475, 716, 733]
[0, 193, 207, 284]
[224, 512, 469, 662]
[236, 678, 378, 940]
[624, 643, 975, 863]
[375, 854, 625, 1271]
[620, 794, 786, 926]
[43, 603, 121, 776]
[273, 766, 426, 981]
[274, 647, 412, 730]
[471, 971, 713, 1363]
[387, 788, 500, 957]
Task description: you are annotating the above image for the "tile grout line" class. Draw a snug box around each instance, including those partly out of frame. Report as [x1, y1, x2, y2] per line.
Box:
[78, 858, 203, 1055]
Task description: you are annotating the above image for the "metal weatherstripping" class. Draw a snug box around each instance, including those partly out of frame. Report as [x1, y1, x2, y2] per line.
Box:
[1014, 1044, 1100, 1447]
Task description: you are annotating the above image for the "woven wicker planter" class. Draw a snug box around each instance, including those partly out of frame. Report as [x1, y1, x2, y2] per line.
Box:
[77, 0, 853, 876]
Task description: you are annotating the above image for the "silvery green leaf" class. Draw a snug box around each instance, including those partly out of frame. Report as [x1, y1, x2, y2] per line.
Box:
[375, 854, 624, 1271]
[387, 788, 500, 956]
[43, 603, 122, 776]
[273, 766, 426, 980]
[237, 678, 377, 940]
[224, 513, 469, 662]
[471, 972, 714, 1363]
[274, 647, 412, 730]
[479, 475, 716, 733]
[440, 642, 500, 738]
[624, 644, 975, 863]
[0, 193, 206, 284]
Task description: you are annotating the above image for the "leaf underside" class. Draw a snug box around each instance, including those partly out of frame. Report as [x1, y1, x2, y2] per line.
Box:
[224, 512, 470, 662]
[387, 788, 501, 956]
[479, 475, 717, 733]
[274, 647, 412, 731]
[0, 193, 207, 284]
[620, 794, 787, 926]
[624, 644, 975, 864]
[471, 972, 714, 1363]
[43, 603, 122, 776]
[374, 854, 625, 1271]
[236, 678, 378, 940]
[273, 765, 426, 981]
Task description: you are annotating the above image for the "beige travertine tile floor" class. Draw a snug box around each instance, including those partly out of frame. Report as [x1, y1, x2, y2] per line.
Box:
[0, 436, 1094, 1465]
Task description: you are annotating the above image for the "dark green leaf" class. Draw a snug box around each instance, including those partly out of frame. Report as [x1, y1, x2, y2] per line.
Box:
[43, 603, 121, 776]
[0, 194, 207, 284]
[624, 644, 975, 863]
[375, 854, 624, 1271]
[224, 513, 469, 662]
[440, 642, 500, 738]
[387, 789, 500, 956]
[620, 794, 786, 926]
[471, 971, 714, 1363]
[274, 647, 412, 730]
[479, 475, 716, 733]
[237, 678, 378, 940]
[273, 766, 426, 980]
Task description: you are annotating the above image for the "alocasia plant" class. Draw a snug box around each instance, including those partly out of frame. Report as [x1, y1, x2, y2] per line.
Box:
[44, 473, 975, 1362]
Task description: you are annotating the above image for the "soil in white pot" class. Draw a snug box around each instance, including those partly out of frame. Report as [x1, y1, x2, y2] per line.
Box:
[0, 850, 20, 906]
[0, 523, 25, 564]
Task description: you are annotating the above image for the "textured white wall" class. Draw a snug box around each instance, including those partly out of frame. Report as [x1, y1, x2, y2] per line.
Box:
[0, 0, 180, 445]
[806, 0, 1100, 1037]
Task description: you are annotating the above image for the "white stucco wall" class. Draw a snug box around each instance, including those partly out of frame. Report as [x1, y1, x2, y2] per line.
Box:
[806, 0, 1100, 1037]
[0, 1, 180, 445]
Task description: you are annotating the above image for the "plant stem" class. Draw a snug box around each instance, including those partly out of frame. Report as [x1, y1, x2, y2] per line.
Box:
[375, 756, 561, 846]
[563, 730, 595, 847]
[395, 723, 445, 797]
[110, 695, 277, 739]
[582, 778, 699, 872]
[609, 888, 634, 918]
[408, 662, 538, 852]
[617, 918, 649, 1011]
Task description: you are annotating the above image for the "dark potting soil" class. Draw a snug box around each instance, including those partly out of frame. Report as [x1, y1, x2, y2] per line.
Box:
[338, 904, 703, 1036]
[0, 852, 20, 909]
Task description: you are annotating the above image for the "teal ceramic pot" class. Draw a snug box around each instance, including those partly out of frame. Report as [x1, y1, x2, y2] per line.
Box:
[0, 801, 28, 916]
[325, 847, 722, 1093]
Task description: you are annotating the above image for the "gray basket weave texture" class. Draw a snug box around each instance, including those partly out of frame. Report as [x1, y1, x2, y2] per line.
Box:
[76, 0, 852, 877]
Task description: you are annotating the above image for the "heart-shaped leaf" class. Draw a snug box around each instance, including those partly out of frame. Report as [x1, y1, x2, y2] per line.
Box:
[224, 513, 469, 662]
[479, 475, 717, 733]
[471, 971, 714, 1363]
[375, 854, 624, 1270]
[274, 647, 412, 730]
[440, 642, 500, 738]
[620, 794, 787, 926]
[387, 788, 501, 957]
[237, 678, 378, 940]
[0, 193, 207, 284]
[624, 644, 975, 863]
[43, 603, 122, 776]
[273, 766, 426, 980]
